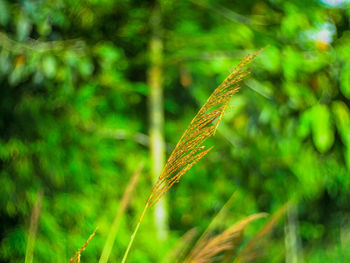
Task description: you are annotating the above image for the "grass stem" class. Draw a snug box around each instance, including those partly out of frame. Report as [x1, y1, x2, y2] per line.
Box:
[121, 203, 149, 263]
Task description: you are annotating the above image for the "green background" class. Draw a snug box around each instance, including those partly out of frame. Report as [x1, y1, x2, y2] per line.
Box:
[1, 0, 350, 262]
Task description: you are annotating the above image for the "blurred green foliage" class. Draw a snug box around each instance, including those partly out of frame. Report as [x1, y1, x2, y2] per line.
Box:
[1, 0, 350, 262]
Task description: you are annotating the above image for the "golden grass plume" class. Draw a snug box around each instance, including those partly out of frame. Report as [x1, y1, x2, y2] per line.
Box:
[146, 49, 264, 208]
[161, 228, 199, 263]
[234, 202, 290, 263]
[186, 213, 267, 263]
[121, 48, 264, 263]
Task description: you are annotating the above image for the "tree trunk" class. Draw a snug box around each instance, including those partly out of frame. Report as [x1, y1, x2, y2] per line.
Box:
[147, 2, 168, 241]
[284, 204, 303, 263]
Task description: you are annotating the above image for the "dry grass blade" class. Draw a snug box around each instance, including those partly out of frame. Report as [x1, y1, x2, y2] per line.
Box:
[146, 49, 264, 208]
[70, 228, 97, 263]
[186, 213, 267, 263]
[192, 191, 238, 254]
[160, 228, 199, 263]
[234, 202, 290, 263]
[25, 190, 43, 263]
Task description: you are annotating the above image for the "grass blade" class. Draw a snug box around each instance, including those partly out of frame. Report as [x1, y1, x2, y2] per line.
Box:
[161, 228, 199, 263]
[99, 162, 143, 263]
[191, 191, 238, 255]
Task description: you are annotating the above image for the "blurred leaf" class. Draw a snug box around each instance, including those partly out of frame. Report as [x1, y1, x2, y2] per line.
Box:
[332, 101, 350, 169]
[0, 0, 9, 26]
[78, 57, 94, 78]
[332, 100, 350, 144]
[0, 49, 11, 74]
[42, 55, 57, 79]
[256, 45, 281, 74]
[298, 108, 312, 138]
[282, 47, 302, 81]
[16, 14, 32, 41]
[311, 104, 334, 153]
[340, 62, 350, 99]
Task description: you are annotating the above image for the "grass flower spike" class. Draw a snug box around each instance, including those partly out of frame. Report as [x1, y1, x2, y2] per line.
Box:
[121, 48, 264, 263]
[147, 49, 263, 207]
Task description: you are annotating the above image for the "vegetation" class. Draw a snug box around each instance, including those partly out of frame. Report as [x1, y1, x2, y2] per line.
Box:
[1, 0, 350, 262]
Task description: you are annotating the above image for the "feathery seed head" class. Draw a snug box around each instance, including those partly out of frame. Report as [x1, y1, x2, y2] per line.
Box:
[146, 48, 264, 208]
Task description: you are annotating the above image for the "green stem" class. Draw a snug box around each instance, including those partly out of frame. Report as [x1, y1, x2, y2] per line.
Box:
[121, 203, 149, 263]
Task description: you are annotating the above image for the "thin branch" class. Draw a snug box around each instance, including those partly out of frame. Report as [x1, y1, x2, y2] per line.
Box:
[0, 32, 85, 54]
